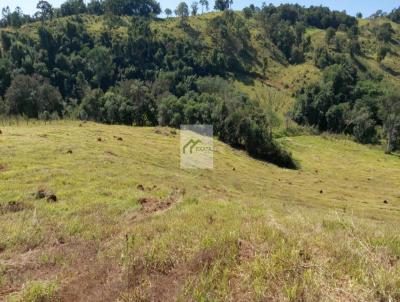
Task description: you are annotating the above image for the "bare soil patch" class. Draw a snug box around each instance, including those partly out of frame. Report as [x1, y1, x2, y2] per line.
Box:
[0, 201, 27, 214]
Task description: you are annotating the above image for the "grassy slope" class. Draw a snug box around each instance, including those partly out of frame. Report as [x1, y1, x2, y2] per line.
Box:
[0, 121, 400, 301]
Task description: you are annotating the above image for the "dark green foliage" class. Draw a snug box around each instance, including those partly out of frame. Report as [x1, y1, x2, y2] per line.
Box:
[87, 0, 105, 15]
[325, 27, 336, 44]
[295, 63, 357, 128]
[116, 80, 157, 126]
[164, 8, 172, 18]
[377, 46, 389, 62]
[4, 75, 62, 118]
[199, 0, 209, 13]
[191, 2, 199, 16]
[0, 31, 12, 51]
[349, 39, 361, 57]
[36, 1, 53, 23]
[269, 21, 296, 60]
[242, 7, 253, 19]
[158, 77, 297, 168]
[60, 0, 87, 16]
[348, 102, 377, 144]
[376, 23, 393, 42]
[175, 2, 189, 21]
[314, 47, 334, 69]
[0, 58, 12, 96]
[214, 0, 233, 11]
[207, 11, 252, 71]
[0, 6, 32, 28]
[379, 93, 400, 152]
[294, 62, 387, 145]
[258, 4, 356, 30]
[326, 102, 350, 133]
[87, 46, 115, 89]
[104, 0, 161, 17]
[388, 7, 400, 23]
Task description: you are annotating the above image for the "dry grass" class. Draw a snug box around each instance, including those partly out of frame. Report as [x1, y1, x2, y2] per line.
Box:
[0, 121, 399, 301]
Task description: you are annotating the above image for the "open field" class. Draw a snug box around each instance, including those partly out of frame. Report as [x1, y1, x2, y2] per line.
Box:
[0, 121, 400, 301]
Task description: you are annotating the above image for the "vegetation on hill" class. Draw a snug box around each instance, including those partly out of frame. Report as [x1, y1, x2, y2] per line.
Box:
[0, 1, 400, 160]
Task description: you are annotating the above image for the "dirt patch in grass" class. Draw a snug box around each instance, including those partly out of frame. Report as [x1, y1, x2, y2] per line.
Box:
[0, 201, 30, 214]
[0, 164, 7, 172]
[59, 248, 123, 302]
[237, 239, 255, 263]
[0, 240, 124, 302]
[136, 188, 184, 217]
[154, 128, 177, 136]
[105, 151, 117, 157]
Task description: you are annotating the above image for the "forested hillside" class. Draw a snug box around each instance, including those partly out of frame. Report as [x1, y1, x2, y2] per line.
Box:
[1, 1, 400, 162]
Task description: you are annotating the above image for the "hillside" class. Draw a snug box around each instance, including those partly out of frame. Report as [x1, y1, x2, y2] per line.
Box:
[1, 8, 400, 152]
[0, 121, 400, 301]
[4, 11, 400, 119]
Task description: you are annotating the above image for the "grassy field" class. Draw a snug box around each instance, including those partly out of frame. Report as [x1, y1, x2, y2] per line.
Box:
[0, 121, 399, 301]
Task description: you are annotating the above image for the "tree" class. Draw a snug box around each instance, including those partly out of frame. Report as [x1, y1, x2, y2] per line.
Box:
[376, 23, 393, 42]
[242, 7, 253, 19]
[214, 0, 232, 11]
[349, 39, 361, 57]
[117, 80, 157, 125]
[36, 0, 53, 24]
[325, 27, 336, 44]
[348, 103, 377, 144]
[199, 0, 209, 13]
[377, 46, 389, 63]
[389, 7, 400, 23]
[60, 0, 87, 16]
[5, 75, 62, 118]
[356, 12, 363, 19]
[165, 8, 172, 18]
[1, 6, 11, 26]
[87, 0, 104, 15]
[104, 0, 161, 17]
[175, 2, 189, 22]
[191, 2, 199, 16]
[87, 47, 115, 89]
[380, 94, 400, 153]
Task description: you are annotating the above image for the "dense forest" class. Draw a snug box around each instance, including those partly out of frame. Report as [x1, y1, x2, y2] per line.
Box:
[1, 0, 400, 166]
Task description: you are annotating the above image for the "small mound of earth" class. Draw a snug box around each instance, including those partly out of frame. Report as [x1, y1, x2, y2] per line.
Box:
[154, 128, 176, 136]
[0, 201, 27, 214]
[137, 184, 157, 192]
[0, 164, 7, 171]
[138, 189, 183, 214]
[35, 187, 58, 202]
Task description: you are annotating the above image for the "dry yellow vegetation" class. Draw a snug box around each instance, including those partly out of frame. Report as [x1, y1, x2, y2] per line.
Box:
[0, 121, 399, 301]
